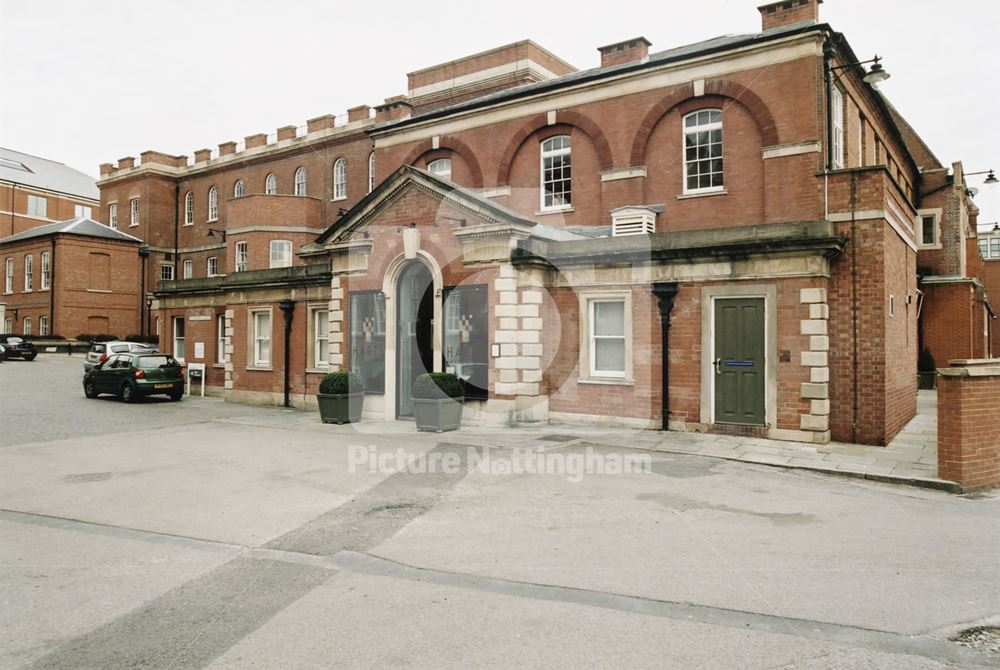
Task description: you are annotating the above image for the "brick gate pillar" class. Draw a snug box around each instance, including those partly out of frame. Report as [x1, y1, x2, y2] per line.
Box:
[937, 359, 1000, 491]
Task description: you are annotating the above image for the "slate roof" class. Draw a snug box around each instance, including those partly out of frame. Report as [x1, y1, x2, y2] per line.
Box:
[0, 147, 100, 201]
[0, 217, 142, 245]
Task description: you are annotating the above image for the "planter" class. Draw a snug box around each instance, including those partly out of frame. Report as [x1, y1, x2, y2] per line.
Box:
[917, 372, 937, 390]
[317, 391, 364, 424]
[413, 396, 464, 432]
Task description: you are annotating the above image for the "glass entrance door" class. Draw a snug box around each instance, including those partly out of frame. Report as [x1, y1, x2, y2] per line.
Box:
[396, 262, 434, 417]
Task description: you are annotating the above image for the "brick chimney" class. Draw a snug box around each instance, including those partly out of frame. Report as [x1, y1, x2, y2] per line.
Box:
[758, 0, 822, 31]
[598, 37, 651, 68]
[218, 141, 237, 157]
[276, 125, 297, 142]
[375, 97, 412, 124]
[306, 114, 336, 133]
[244, 133, 267, 149]
[193, 148, 212, 163]
[347, 105, 372, 123]
[100, 163, 114, 176]
[117, 156, 135, 169]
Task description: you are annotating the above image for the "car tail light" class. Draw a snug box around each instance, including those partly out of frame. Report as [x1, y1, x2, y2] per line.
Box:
[178, 370, 184, 379]
[99, 353, 108, 362]
[134, 369, 145, 379]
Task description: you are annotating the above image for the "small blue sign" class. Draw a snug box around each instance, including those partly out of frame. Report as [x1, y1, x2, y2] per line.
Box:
[724, 360, 754, 367]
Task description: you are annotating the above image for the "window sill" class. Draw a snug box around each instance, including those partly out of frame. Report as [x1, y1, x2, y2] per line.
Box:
[129, 223, 139, 227]
[306, 367, 331, 374]
[212, 363, 225, 369]
[246, 365, 273, 372]
[677, 189, 727, 200]
[535, 206, 575, 216]
[578, 376, 634, 387]
[86, 289, 112, 293]
[332, 196, 347, 202]
[183, 223, 194, 227]
[917, 243, 942, 251]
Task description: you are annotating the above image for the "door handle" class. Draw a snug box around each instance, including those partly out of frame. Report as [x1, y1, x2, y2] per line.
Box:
[714, 358, 722, 374]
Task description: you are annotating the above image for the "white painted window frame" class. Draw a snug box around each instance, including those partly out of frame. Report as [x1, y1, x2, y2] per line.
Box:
[39, 315, 48, 336]
[234, 180, 245, 198]
[427, 158, 452, 181]
[183, 192, 193, 225]
[160, 264, 174, 281]
[182, 259, 193, 279]
[269, 240, 292, 269]
[265, 173, 277, 195]
[235, 241, 248, 272]
[333, 159, 347, 200]
[577, 290, 632, 383]
[208, 186, 219, 222]
[173, 316, 185, 362]
[207, 256, 218, 277]
[311, 307, 330, 369]
[368, 152, 376, 193]
[216, 313, 226, 364]
[23, 254, 32, 292]
[27, 194, 47, 218]
[249, 308, 272, 368]
[682, 109, 724, 195]
[130, 198, 140, 226]
[22, 316, 31, 336]
[294, 167, 307, 196]
[540, 135, 572, 211]
[916, 208, 942, 250]
[40, 251, 50, 290]
[108, 202, 118, 229]
[831, 86, 844, 169]
[74, 204, 92, 219]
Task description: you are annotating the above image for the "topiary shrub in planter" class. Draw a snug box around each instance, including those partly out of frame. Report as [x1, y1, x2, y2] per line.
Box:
[918, 347, 937, 390]
[317, 370, 364, 424]
[412, 372, 464, 432]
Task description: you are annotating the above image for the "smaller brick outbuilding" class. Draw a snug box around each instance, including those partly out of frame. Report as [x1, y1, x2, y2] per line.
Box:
[0, 218, 143, 339]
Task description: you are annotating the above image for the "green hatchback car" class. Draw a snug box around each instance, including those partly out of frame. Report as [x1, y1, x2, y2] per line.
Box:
[83, 352, 185, 402]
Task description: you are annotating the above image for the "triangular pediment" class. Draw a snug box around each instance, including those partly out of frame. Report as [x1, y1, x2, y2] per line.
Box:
[315, 165, 536, 246]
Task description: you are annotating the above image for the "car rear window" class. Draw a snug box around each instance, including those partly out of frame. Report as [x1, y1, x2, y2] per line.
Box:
[137, 355, 178, 369]
[111, 344, 131, 353]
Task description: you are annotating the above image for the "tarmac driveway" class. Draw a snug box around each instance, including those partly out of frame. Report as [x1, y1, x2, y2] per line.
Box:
[1, 356, 998, 669]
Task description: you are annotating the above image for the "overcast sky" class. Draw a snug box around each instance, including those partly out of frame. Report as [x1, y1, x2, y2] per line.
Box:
[1, 0, 997, 225]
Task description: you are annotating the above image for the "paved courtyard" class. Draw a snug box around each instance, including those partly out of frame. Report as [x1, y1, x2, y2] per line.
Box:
[0, 356, 997, 669]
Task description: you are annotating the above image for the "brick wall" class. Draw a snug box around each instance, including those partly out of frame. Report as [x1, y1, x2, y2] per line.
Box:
[0, 183, 99, 238]
[937, 360, 1000, 490]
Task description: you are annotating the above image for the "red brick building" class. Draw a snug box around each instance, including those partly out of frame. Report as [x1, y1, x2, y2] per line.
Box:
[0, 218, 142, 338]
[98, 0, 979, 446]
[1, 148, 100, 238]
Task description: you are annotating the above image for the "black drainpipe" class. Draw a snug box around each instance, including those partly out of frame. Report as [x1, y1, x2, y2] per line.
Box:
[138, 245, 149, 336]
[278, 299, 295, 408]
[652, 282, 679, 431]
[49, 236, 56, 337]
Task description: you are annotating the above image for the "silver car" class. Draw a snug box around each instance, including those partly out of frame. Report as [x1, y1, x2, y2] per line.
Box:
[83, 341, 158, 371]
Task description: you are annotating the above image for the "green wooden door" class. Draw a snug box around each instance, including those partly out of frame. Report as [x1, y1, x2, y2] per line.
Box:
[714, 298, 765, 425]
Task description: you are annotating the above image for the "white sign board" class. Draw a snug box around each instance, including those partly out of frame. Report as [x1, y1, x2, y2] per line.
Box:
[194, 341, 205, 359]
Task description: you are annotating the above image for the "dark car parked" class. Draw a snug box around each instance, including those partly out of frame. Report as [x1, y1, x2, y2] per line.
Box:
[0, 335, 38, 361]
[83, 352, 185, 402]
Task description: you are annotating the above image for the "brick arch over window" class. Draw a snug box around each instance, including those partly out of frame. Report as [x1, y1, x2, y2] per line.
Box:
[496, 110, 613, 186]
[402, 136, 484, 187]
[629, 79, 779, 166]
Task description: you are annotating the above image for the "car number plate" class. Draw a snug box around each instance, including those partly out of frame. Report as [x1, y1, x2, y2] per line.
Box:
[154, 383, 173, 389]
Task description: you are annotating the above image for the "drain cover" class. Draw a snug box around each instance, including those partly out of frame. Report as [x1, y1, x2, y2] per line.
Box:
[952, 626, 1000, 655]
[63, 472, 112, 483]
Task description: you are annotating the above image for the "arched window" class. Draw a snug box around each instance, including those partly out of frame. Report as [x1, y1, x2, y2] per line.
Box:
[540, 135, 572, 210]
[294, 167, 307, 196]
[683, 109, 723, 194]
[427, 158, 452, 181]
[367, 152, 376, 193]
[208, 186, 218, 221]
[333, 158, 347, 200]
[265, 173, 277, 195]
[234, 179, 245, 198]
[184, 191, 194, 225]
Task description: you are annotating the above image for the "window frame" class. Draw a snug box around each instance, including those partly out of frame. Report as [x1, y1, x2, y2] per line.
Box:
[184, 191, 194, 225]
[40, 251, 50, 290]
[265, 173, 277, 195]
[540, 135, 572, 211]
[269, 239, 293, 269]
[108, 202, 118, 229]
[235, 241, 248, 272]
[249, 308, 272, 368]
[578, 291, 633, 384]
[207, 186, 219, 222]
[22, 316, 31, 336]
[27, 194, 47, 218]
[427, 158, 452, 181]
[831, 86, 845, 170]
[172, 316, 186, 361]
[3, 257, 11, 294]
[23, 254, 33, 292]
[160, 264, 174, 281]
[39, 315, 49, 336]
[294, 167, 307, 196]
[367, 152, 375, 193]
[333, 158, 347, 200]
[310, 307, 330, 370]
[682, 109, 724, 195]
[182, 259, 193, 279]
[74, 204, 92, 219]
[207, 256, 218, 277]
[216, 313, 227, 365]
[991, 237, 1000, 259]
[917, 209, 942, 249]
[234, 180, 245, 198]
[130, 197, 140, 226]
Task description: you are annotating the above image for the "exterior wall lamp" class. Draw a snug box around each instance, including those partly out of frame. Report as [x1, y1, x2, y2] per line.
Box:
[206, 228, 227, 242]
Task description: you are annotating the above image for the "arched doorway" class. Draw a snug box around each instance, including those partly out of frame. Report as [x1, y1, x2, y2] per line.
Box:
[396, 261, 435, 417]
